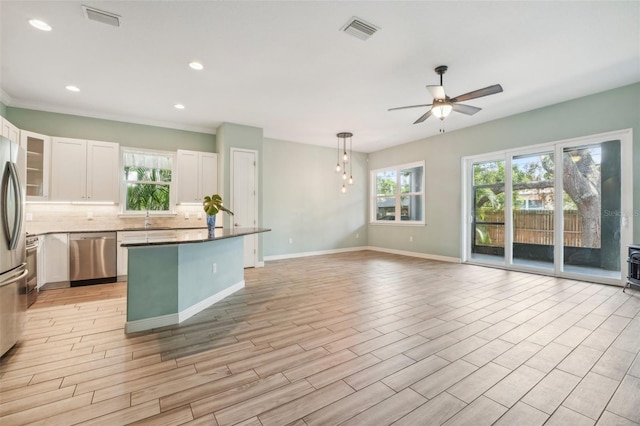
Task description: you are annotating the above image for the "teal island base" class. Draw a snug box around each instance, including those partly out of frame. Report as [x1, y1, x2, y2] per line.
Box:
[124, 228, 269, 333]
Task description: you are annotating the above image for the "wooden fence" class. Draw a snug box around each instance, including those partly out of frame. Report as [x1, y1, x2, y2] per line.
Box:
[476, 210, 590, 248]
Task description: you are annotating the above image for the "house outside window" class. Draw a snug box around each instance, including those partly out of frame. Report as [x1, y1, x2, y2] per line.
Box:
[371, 161, 425, 224]
[121, 148, 175, 214]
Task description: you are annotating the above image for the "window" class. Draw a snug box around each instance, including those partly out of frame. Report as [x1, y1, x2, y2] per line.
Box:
[371, 161, 425, 224]
[121, 148, 175, 214]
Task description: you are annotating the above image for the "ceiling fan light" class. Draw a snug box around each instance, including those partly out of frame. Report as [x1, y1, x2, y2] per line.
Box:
[432, 102, 453, 119]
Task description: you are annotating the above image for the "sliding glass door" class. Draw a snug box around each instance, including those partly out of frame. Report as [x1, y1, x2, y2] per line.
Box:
[511, 151, 555, 270]
[561, 140, 621, 279]
[463, 130, 631, 285]
[471, 160, 505, 263]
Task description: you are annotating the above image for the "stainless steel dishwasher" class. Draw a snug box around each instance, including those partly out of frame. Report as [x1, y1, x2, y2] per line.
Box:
[69, 232, 117, 286]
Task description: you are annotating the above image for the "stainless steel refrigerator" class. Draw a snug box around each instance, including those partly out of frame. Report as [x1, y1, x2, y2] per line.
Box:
[0, 135, 26, 357]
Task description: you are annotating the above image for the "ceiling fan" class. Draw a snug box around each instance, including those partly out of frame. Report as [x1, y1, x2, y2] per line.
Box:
[389, 65, 503, 124]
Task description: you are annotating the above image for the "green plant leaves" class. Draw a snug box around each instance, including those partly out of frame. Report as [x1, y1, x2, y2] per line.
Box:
[203, 194, 234, 216]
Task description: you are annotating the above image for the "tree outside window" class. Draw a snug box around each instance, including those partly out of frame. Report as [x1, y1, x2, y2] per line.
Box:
[372, 162, 425, 224]
[122, 149, 174, 213]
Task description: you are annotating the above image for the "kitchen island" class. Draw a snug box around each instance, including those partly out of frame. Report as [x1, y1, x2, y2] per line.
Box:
[122, 227, 270, 333]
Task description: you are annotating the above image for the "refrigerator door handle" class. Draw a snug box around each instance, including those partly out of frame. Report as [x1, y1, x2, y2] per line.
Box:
[0, 263, 27, 287]
[2, 162, 23, 250]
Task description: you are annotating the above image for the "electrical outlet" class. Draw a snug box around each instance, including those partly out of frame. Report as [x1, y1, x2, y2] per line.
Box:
[26, 213, 33, 221]
[356, 233, 359, 239]
[197, 212, 203, 219]
[184, 212, 190, 219]
[289, 238, 293, 244]
[409, 236, 413, 242]
[87, 212, 93, 220]
[212, 263, 217, 274]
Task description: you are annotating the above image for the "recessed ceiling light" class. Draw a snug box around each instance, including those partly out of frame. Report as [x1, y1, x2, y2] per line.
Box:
[29, 19, 52, 31]
[65, 85, 80, 92]
[174, 104, 185, 110]
[189, 62, 204, 71]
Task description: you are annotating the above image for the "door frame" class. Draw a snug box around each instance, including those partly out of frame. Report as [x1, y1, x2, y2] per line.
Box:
[230, 147, 259, 268]
[461, 128, 633, 285]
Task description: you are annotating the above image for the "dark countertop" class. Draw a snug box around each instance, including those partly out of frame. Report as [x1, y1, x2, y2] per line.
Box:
[121, 227, 271, 248]
[27, 226, 209, 237]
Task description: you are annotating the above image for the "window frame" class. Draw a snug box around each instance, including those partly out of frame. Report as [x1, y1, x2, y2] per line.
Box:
[370, 160, 425, 225]
[119, 147, 177, 216]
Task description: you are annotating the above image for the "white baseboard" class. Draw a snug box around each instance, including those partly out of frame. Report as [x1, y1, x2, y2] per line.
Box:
[125, 313, 178, 333]
[179, 280, 244, 322]
[264, 246, 460, 264]
[125, 280, 245, 333]
[264, 246, 366, 261]
[366, 246, 461, 263]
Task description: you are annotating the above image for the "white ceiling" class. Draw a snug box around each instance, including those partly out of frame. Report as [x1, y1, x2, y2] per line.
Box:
[2, 1, 639, 153]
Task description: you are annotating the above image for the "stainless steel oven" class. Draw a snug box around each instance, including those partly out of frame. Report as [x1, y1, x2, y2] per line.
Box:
[26, 234, 38, 307]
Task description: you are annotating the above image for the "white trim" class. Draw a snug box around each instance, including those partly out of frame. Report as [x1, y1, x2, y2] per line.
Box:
[465, 259, 623, 287]
[370, 161, 426, 225]
[367, 246, 461, 263]
[256, 261, 265, 267]
[230, 147, 259, 267]
[0, 89, 13, 105]
[5, 99, 216, 135]
[461, 128, 633, 286]
[125, 280, 244, 333]
[264, 246, 365, 261]
[264, 246, 460, 264]
[179, 280, 245, 322]
[125, 313, 178, 333]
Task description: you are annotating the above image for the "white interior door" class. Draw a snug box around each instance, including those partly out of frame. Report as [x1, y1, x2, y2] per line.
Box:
[231, 149, 257, 268]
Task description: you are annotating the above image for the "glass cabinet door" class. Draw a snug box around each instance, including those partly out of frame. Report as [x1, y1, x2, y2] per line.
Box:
[20, 131, 50, 200]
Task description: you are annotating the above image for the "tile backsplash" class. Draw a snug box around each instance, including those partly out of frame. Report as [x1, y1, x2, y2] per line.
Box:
[25, 203, 207, 234]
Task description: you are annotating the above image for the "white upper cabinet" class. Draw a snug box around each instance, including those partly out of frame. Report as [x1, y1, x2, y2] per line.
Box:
[1, 117, 19, 144]
[177, 150, 218, 204]
[20, 130, 51, 200]
[87, 140, 119, 202]
[51, 137, 85, 201]
[51, 137, 119, 202]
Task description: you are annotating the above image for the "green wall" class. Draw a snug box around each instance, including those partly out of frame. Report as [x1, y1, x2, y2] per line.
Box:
[5, 107, 215, 152]
[4, 83, 637, 262]
[368, 82, 640, 258]
[0, 101, 6, 118]
[263, 138, 368, 257]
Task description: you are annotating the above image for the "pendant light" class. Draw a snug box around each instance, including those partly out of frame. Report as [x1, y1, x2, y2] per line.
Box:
[336, 132, 354, 193]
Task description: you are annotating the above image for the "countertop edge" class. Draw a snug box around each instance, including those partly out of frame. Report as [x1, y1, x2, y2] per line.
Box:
[122, 228, 271, 247]
[27, 226, 213, 236]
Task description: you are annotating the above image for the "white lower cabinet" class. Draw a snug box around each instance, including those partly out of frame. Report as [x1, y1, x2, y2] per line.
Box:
[44, 233, 69, 285]
[37, 235, 46, 289]
[117, 230, 177, 279]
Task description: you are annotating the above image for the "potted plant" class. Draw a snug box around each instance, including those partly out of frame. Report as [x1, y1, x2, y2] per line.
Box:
[203, 194, 234, 237]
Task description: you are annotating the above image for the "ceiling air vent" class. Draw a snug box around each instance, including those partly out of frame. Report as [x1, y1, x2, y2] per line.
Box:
[82, 5, 121, 27]
[341, 17, 379, 41]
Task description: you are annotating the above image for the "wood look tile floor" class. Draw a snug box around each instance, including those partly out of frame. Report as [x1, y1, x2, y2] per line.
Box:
[2, 251, 640, 426]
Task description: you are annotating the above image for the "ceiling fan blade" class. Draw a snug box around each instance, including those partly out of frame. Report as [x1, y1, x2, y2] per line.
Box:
[427, 85, 446, 100]
[388, 104, 432, 112]
[413, 109, 433, 124]
[452, 103, 482, 115]
[450, 84, 503, 103]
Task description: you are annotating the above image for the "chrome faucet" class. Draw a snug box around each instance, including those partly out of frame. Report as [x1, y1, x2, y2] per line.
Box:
[144, 201, 152, 229]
